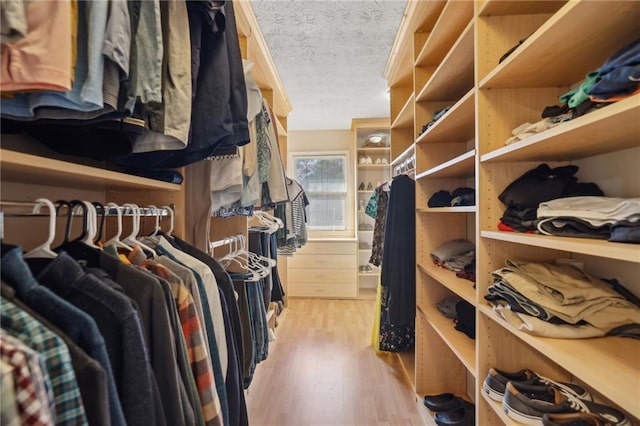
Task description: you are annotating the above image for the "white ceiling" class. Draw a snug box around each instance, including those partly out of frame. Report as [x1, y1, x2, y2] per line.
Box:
[251, 0, 407, 130]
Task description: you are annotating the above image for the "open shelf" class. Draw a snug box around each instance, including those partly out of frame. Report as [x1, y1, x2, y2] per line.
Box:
[418, 262, 476, 306]
[481, 231, 640, 264]
[415, 0, 473, 67]
[418, 206, 476, 214]
[357, 164, 390, 171]
[391, 144, 416, 166]
[422, 304, 476, 376]
[478, 0, 566, 17]
[416, 150, 475, 180]
[416, 89, 475, 145]
[479, 1, 640, 89]
[416, 20, 474, 102]
[357, 147, 391, 155]
[0, 149, 181, 191]
[480, 94, 640, 162]
[478, 305, 640, 419]
[392, 93, 415, 129]
[357, 287, 377, 299]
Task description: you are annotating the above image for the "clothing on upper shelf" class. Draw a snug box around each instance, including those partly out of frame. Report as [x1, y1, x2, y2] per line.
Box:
[428, 187, 474, 208]
[498, 163, 604, 232]
[419, 105, 452, 136]
[1, 0, 252, 172]
[431, 239, 475, 273]
[587, 37, 640, 101]
[536, 196, 640, 243]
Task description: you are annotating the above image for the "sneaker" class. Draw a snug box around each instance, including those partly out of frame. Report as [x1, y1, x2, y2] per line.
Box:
[358, 182, 365, 190]
[381, 158, 388, 165]
[359, 157, 366, 165]
[483, 368, 591, 402]
[374, 158, 382, 165]
[543, 412, 616, 426]
[503, 382, 629, 426]
[366, 156, 373, 165]
[366, 182, 374, 190]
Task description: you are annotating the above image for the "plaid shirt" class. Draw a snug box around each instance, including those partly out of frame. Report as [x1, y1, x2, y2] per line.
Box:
[128, 247, 223, 426]
[0, 336, 53, 426]
[1, 298, 88, 425]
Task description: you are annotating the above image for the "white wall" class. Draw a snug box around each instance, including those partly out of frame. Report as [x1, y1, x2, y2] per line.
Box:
[288, 129, 355, 237]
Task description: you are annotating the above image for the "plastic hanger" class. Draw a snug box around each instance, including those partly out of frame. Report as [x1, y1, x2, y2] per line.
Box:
[148, 205, 162, 237]
[24, 198, 58, 259]
[104, 203, 134, 251]
[121, 203, 157, 257]
[161, 205, 174, 237]
[80, 201, 101, 249]
[92, 201, 106, 243]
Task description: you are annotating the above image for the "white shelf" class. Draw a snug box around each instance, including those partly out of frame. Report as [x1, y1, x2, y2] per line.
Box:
[0, 149, 181, 191]
[480, 1, 640, 89]
[417, 262, 476, 306]
[357, 164, 390, 170]
[479, 305, 640, 420]
[357, 147, 391, 154]
[416, 20, 474, 102]
[391, 93, 415, 129]
[416, 150, 475, 180]
[420, 304, 476, 377]
[416, 88, 475, 145]
[480, 94, 640, 162]
[481, 231, 640, 264]
[417, 206, 476, 214]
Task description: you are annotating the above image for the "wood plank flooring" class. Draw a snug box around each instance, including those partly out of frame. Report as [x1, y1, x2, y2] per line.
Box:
[245, 298, 424, 425]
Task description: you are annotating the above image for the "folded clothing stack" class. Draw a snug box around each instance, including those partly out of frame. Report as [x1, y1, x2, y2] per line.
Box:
[428, 187, 475, 207]
[431, 239, 475, 273]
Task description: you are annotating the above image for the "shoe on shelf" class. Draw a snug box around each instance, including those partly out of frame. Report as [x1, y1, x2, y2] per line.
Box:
[381, 158, 388, 165]
[374, 157, 382, 165]
[366, 182, 374, 190]
[358, 264, 373, 273]
[359, 157, 366, 165]
[434, 400, 475, 426]
[503, 382, 629, 426]
[543, 412, 616, 426]
[366, 156, 373, 165]
[359, 242, 371, 249]
[358, 182, 365, 190]
[423, 393, 468, 412]
[483, 368, 592, 402]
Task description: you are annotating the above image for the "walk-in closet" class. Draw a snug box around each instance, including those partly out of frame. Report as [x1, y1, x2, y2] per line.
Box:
[1, 1, 639, 426]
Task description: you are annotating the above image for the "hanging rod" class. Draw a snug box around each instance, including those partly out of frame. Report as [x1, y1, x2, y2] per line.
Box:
[210, 233, 244, 250]
[0, 201, 174, 217]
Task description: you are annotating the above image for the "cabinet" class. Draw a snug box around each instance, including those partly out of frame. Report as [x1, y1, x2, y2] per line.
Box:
[384, 0, 640, 424]
[352, 118, 391, 299]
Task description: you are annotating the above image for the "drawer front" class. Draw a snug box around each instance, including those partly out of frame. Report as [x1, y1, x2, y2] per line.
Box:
[288, 268, 357, 283]
[288, 281, 357, 298]
[288, 254, 356, 269]
[296, 241, 357, 255]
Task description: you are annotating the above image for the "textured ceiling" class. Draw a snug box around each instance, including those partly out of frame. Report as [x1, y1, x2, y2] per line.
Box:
[251, 0, 407, 130]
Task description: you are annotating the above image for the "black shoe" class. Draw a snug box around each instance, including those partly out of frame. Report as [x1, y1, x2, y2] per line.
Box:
[423, 393, 466, 412]
[503, 382, 629, 426]
[358, 182, 365, 190]
[434, 400, 474, 426]
[483, 367, 591, 402]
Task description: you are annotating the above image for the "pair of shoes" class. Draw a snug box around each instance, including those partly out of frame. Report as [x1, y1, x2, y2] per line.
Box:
[359, 242, 370, 249]
[483, 368, 591, 403]
[503, 382, 629, 426]
[359, 156, 373, 165]
[358, 264, 372, 273]
[374, 158, 382, 165]
[381, 158, 388, 165]
[366, 182, 374, 190]
[358, 182, 365, 190]
[423, 394, 474, 426]
[543, 412, 617, 426]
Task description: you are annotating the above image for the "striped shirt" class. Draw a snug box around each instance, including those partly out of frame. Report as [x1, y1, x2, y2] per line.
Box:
[0, 298, 88, 425]
[128, 248, 223, 426]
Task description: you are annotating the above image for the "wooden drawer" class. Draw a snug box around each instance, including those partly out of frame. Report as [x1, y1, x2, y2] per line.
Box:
[288, 254, 356, 269]
[288, 268, 357, 283]
[288, 281, 357, 298]
[296, 240, 357, 255]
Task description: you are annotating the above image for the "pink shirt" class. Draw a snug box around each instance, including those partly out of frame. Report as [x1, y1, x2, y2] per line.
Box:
[1, 0, 72, 92]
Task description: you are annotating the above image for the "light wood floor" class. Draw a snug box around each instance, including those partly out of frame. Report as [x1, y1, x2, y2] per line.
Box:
[245, 298, 424, 426]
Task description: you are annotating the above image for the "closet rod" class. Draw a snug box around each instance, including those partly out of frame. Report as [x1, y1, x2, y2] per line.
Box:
[0, 201, 174, 217]
[210, 233, 244, 250]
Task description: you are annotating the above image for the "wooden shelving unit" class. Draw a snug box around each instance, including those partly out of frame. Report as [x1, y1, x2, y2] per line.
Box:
[385, 1, 640, 424]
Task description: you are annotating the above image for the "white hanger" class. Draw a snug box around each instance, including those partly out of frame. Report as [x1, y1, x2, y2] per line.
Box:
[80, 201, 101, 249]
[161, 205, 174, 237]
[148, 205, 162, 237]
[104, 203, 134, 250]
[24, 198, 57, 259]
[121, 203, 157, 257]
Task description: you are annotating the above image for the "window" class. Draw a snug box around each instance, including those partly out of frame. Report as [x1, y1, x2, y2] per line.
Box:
[292, 153, 348, 231]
